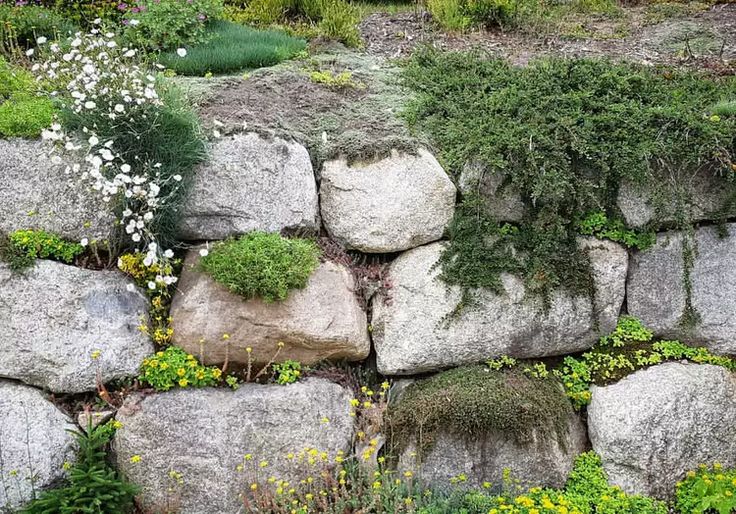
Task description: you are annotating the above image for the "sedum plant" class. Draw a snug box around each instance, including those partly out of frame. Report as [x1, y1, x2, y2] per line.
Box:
[675, 463, 736, 514]
[200, 232, 321, 303]
[139, 346, 223, 391]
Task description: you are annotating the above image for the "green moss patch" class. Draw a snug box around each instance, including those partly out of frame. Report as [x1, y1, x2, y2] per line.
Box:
[387, 365, 575, 458]
[200, 231, 321, 302]
[403, 50, 736, 308]
[0, 58, 54, 138]
[158, 20, 307, 76]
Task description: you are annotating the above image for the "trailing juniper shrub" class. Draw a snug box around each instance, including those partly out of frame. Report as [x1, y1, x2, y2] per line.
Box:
[403, 50, 736, 310]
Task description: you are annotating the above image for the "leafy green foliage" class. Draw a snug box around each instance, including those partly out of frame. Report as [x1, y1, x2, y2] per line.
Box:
[139, 346, 223, 391]
[38, 1, 123, 26]
[200, 232, 321, 303]
[272, 359, 303, 384]
[158, 20, 306, 76]
[387, 366, 575, 458]
[21, 421, 137, 514]
[0, 4, 75, 57]
[676, 464, 736, 514]
[122, 0, 225, 52]
[403, 51, 736, 307]
[60, 81, 206, 248]
[577, 211, 654, 250]
[555, 317, 736, 409]
[0, 229, 84, 272]
[564, 452, 668, 514]
[225, 0, 361, 47]
[711, 100, 736, 117]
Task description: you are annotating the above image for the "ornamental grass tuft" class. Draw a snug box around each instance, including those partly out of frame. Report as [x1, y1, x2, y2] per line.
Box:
[159, 20, 306, 76]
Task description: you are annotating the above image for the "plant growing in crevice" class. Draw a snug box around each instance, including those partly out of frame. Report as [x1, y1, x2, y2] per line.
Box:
[675, 463, 736, 514]
[21, 420, 137, 514]
[139, 346, 223, 391]
[555, 316, 736, 409]
[32, 26, 205, 288]
[0, 229, 84, 272]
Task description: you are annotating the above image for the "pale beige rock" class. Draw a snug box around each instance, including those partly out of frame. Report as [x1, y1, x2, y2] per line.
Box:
[320, 149, 456, 253]
[170, 250, 370, 366]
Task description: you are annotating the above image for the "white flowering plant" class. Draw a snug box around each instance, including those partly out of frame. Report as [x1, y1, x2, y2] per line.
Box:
[31, 23, 205, 289]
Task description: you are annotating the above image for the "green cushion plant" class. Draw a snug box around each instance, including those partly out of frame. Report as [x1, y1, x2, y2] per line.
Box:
[200, 231, 321, 302]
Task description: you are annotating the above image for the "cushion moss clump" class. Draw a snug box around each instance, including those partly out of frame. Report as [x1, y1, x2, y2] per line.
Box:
[387, 365, 575, 457]
[403, 50, 736, 309]
[200, 231, 321, 302]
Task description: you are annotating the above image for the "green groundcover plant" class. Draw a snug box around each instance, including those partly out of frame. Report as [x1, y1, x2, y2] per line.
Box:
[200, 231, 321, 302]
[0, 229, 84, 271]
[0, 57, 54, 137]
[158, 20, 306, 75]
[403, 50, 736, 310]
[676, 464, 736, 514]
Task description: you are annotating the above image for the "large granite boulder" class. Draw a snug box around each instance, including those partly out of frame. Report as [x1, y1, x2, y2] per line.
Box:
[170, 250, 370, 366]
[588, 362, 736, 499]
[114, 379, 354, 514]
[0, 260, 153, 393]
[372, 239, 628, 375]
[0, 381, 77, 510]
[320, 149, 456, 253]
[627, 223, 736, 354]
[178, 133, 319, 241]
[0, 138, 114, 241]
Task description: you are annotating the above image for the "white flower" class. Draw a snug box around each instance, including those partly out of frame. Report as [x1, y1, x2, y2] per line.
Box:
[164, 249, 174, 258]
[148, 242, 157, 251]
[80, 238, 89, 247]
[84, 101, 96, 109]
[173, 174, 182, 182]
[199, 249, 209, 257]
[124, 49, 136, 58]
[37, 36, 47, 45]
[25, 48, 34, 56]
[176, 48, 187, 57]
[131, 233, 141, 242]
[129, 19, 140, 26]
[126, 283, 136, 292]
[120, 163, 131, 173]
[147, 281, 156, 290]
[88, 136, 99, 146]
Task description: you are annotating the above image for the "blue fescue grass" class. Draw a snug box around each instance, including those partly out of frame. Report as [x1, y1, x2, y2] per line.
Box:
[158, 20, 306, 76]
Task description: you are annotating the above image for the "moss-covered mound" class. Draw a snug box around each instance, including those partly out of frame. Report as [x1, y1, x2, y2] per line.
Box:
[387, 365, 575, 456]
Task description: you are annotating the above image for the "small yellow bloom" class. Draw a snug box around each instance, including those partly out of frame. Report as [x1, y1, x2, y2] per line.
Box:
[91, 350, 101, 360]
[130, 455, 141, 463]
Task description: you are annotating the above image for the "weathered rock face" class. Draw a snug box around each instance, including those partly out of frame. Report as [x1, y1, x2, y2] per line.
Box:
[0, 381, 77, 510]
[114, 379, 354, 514]
[627, 224, 736, 354]
[617, 172, 734, 229]
[0, 261, 153, 393]
[0, 138, 114, 241]
[320, 149, 456, 253]
[588, 362, 736, 499]
[400, 413, 587, 491]
[372, 239, 627, 375]
[458, 162, 526, 222]
[170, 250, 370, 366]
[179, 133, 319, 240]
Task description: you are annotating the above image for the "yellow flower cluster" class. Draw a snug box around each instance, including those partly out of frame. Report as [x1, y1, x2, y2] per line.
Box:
[488, 490, 582, 514]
